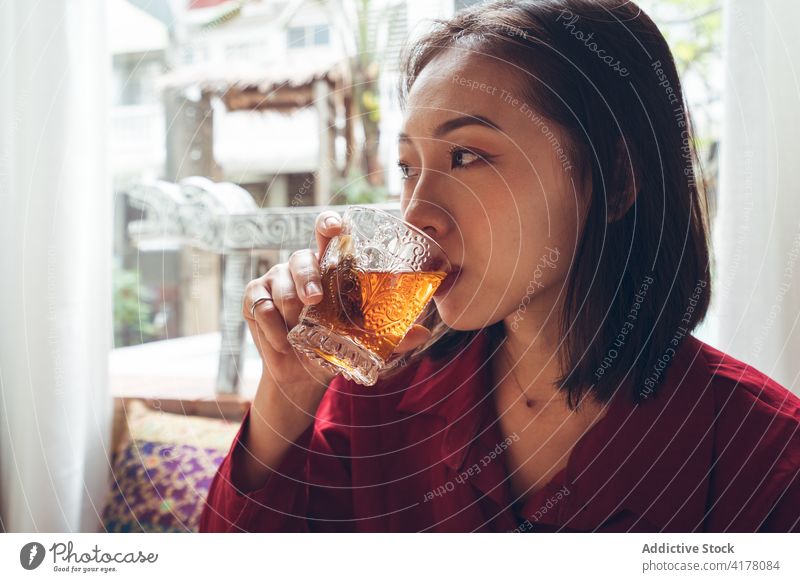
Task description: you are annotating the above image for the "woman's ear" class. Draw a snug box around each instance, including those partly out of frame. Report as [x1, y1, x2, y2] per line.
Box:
[607, 139, 639, 223]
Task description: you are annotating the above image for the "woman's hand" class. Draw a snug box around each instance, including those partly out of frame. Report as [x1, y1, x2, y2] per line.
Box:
[242, 210, 433, 424]
[234, 210, 433, 491]
[242, 210, 343, 391]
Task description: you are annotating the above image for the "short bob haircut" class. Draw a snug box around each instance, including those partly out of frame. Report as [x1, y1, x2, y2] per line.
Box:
[381, 0, 713, 410]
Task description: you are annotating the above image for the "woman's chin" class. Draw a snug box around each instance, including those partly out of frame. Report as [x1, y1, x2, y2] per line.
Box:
[432, 299, 481, 331]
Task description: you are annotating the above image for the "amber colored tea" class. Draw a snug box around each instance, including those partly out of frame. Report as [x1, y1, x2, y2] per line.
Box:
[287, 206, 452, 386]
[302, 255, 447, 362]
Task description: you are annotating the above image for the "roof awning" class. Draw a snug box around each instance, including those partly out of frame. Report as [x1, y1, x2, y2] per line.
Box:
[158, 58, 351, 113]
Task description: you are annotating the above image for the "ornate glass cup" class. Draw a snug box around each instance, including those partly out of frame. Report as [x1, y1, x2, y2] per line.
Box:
[287, 206, 451, 386]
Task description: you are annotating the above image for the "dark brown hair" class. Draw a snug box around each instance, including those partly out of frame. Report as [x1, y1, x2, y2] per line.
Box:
[382, 0, 712, 409]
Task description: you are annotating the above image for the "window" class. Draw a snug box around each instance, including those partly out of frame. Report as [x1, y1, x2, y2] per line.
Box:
[313, 24, 330, 46]
[288, 26, 305, 48]
[287, 24, 330, 48]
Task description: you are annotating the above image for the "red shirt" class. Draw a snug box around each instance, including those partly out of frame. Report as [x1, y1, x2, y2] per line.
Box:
[199, 329, 800, 532]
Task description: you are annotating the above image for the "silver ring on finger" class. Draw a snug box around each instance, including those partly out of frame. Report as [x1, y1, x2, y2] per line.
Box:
[250, 296, 272, 319]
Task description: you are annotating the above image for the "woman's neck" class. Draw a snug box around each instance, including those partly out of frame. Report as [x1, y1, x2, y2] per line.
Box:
[497, 309, 565, 403]
[496, 306, 605, 415]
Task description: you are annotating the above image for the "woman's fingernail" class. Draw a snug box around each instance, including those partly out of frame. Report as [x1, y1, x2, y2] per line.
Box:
[324, 216, 340, 229]
[305, 281, 322, 297]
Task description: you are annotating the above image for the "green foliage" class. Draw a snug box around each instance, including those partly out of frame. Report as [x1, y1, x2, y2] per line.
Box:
[113, 266, 158, 346]
[334, 168, 388, 205]
[361, 89, 380, 123]
[637, 0, 722, 176]
[637, 0, 722, 77]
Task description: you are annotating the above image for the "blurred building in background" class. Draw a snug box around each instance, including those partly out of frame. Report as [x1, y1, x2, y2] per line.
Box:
[106, 0, 485, 403]
[109, 0, 483, 351]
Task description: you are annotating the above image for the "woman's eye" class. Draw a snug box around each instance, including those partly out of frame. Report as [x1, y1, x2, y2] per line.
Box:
[397, 161, 418, 180]
[450, 147, 484, 170]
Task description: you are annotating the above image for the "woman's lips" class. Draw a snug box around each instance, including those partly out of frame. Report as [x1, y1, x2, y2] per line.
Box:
[434, 266, 462, 297]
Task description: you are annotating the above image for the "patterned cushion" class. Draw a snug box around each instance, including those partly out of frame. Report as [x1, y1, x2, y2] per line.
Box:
[102, 400, 240, 533]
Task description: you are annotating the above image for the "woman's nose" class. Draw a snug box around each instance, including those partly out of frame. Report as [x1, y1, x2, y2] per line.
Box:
[402, 198, 448, 242]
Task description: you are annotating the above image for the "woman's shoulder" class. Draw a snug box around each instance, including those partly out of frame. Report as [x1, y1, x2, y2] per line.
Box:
[676, 336, 800, 530]
[687, 335, 800, 425]
[632, 333, 799, 478]
[681, 335, 799, 478]
[598, 335, 799, 530]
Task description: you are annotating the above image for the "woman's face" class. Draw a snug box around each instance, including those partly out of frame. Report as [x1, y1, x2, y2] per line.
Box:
[399, 49, 585, 331]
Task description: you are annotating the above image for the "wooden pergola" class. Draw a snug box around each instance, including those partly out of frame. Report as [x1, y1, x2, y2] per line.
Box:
[159, 58, 355, 204]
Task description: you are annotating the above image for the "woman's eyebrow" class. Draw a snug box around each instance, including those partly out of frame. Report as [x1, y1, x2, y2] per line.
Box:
[398, 114, 503, 143]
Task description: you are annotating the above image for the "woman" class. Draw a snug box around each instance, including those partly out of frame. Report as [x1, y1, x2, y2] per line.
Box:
[200, 0, 799, 532]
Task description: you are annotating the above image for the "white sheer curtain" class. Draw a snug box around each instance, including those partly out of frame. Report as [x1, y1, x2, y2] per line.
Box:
[0, 0, 111, 531]
[700, 0, 800, 394]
